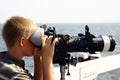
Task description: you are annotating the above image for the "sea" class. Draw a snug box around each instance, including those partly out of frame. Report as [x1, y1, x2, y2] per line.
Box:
[0, 23, 120, 80]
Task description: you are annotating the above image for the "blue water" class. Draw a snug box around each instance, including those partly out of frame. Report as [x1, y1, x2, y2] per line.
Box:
[0, 23, 120, 80]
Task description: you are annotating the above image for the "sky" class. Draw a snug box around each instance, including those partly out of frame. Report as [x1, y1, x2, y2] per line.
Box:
[0, 0, 120, 23]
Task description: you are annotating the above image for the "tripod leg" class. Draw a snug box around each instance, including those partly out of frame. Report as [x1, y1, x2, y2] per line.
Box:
[60, 65, 66, 80]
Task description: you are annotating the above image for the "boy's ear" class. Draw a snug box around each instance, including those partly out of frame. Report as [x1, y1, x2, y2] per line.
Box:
[19, 37, 25, 47]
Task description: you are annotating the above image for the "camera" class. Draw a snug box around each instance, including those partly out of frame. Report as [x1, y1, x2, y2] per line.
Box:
[30, 25, 116, 61]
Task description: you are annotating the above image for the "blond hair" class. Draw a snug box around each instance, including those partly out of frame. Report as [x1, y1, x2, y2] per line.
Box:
[2, 16, 38, 48]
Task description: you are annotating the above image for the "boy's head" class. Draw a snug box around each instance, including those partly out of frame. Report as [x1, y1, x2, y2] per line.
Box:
[2, 16, 38, 48]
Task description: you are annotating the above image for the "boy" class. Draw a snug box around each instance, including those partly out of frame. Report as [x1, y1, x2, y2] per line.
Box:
[0, 16, 57, 80]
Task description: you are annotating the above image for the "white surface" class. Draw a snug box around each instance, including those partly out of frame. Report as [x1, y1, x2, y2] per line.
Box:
[54, 54, 120, 80]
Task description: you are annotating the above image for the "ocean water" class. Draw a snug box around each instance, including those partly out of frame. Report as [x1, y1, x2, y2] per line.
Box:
[0, 23, 120, 80]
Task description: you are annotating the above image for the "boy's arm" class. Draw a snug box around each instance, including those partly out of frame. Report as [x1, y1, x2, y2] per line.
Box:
[34, 55, 43, 80]
[42, 58, 54, 80]
[41, 36, 57, 80]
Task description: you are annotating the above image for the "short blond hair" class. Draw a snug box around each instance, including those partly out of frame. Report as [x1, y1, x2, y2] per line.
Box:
[2, 16, 38, 48]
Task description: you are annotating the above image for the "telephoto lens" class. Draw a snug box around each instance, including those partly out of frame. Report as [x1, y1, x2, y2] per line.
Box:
[54, 34, 116, 56]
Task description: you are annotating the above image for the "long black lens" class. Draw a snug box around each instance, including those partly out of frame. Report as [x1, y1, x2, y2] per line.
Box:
[68, 35, 116, 52]
[54, 35, 116, 56]
[92, 35, 115, 52]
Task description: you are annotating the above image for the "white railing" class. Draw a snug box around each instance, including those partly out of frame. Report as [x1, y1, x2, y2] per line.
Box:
[54, 54, 120, 80]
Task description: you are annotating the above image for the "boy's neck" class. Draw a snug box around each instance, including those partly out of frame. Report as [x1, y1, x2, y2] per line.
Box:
[8, 48, 23, 61]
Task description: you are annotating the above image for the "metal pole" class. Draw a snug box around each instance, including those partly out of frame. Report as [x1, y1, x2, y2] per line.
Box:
[60, 65, 66, 80]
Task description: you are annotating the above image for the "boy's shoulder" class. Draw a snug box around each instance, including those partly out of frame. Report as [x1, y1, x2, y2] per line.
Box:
[0, 51, 7, 61]
[0, 51, 7, 56]
[0, 51, 33, 80]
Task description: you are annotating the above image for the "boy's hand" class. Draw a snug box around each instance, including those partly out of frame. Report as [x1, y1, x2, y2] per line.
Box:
[41, 35, 57, 62]
[33, 48, 41, 57]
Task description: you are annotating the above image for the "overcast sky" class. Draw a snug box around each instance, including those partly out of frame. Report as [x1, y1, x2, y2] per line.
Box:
[0, 0, 120, 23]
